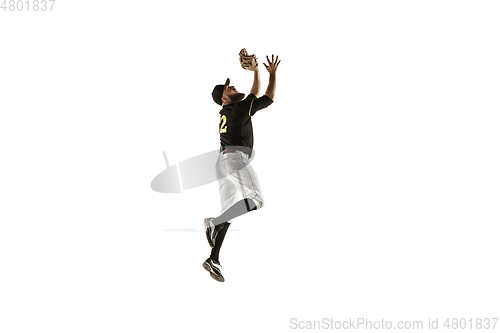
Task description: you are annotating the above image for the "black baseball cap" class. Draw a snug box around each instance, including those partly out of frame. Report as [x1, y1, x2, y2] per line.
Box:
[212, 78, 230, 106]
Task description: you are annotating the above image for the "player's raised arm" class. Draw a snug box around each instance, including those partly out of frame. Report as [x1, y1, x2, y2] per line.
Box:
[263, 54, 281, 101]
[250, 68, 261, 97]
[239, 49, 261, 97]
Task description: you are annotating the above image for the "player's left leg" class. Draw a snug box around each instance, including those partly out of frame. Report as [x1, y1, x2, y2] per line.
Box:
[202, 257, 225, 282]
[205, 153, 240, 247]
[210, 221, 230, 262]
[204, 221, 230, 281]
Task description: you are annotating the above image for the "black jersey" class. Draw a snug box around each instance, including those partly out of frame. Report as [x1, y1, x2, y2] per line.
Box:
[219, 94, 273, 157]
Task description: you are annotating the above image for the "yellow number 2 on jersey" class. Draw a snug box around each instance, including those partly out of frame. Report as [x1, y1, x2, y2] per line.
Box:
[219, 115, 227, 133]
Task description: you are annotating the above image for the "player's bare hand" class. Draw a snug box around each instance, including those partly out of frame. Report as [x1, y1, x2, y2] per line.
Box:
[263, 54, 281, 74]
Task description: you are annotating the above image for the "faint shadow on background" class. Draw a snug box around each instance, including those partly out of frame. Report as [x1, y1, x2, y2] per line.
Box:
[151, 148, 255, 193]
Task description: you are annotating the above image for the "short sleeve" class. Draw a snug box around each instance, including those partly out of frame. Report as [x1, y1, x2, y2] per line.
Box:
[236, 93, 273, 117]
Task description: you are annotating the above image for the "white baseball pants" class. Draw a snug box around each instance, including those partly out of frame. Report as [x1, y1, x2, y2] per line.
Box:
[215, 150, 264, 221]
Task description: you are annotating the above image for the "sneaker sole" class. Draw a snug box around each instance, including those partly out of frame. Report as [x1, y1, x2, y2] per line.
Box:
[203, 262, 225, 282]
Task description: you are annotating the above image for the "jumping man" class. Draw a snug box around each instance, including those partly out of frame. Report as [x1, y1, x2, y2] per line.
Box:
[202, 54, 281, 282]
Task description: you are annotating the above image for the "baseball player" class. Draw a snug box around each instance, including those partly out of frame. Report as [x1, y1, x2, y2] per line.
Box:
[202, 51, 281, 282]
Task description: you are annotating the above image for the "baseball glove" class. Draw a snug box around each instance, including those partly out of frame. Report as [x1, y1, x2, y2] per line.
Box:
[239, 48, 258, 71]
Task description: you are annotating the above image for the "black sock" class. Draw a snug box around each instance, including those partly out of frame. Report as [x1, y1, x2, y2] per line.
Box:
[210, 222, 230, 262]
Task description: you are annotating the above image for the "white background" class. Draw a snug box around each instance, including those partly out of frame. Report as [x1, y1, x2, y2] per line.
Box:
[1, 0, 499, 332]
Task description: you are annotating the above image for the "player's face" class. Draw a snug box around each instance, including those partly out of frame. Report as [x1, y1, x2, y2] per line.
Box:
[222, 85, 245, 104]
[224, 86, 239, 96]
